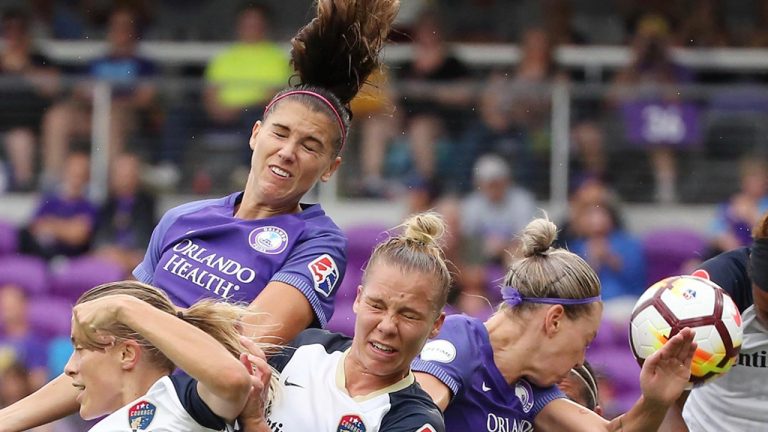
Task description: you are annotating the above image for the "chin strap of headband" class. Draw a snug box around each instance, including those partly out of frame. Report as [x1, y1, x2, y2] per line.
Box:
[501, 286, 602, 307]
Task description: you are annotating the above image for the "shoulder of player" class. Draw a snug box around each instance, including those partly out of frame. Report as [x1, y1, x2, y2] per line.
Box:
[160, 194, 233, 222]
[382, 385, 445, 432]
[290, 328, 352, 352]
[270, 329, 352, 370]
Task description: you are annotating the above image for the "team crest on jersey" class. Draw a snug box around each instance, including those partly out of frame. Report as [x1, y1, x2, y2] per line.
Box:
[417, 424, 437, 432]
[249, 226, 289, 254]
[127, 400, 156, 430]
[308, 254, 339, 297]
[337, 414, 366, 432]
[515, 380, 534, 413]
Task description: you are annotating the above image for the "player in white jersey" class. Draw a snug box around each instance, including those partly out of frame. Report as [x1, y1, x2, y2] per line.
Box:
[661, 212, 768, 431]
[64, 281, 271, 431]
[238, 212, 450, 432]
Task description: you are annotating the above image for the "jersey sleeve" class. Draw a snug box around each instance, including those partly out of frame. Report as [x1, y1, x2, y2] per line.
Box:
[169, 375, 226, 430]
[379, 407, 445, 432]
[693, 247, 753, 311]
[411, 316, 480, 398]
[270, 228, 348, 328]
[132, 198, 216, 284]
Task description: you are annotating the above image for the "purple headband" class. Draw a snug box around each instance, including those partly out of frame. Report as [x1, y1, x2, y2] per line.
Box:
[263, 90, 347, 149]
[501, 286, 602, 307]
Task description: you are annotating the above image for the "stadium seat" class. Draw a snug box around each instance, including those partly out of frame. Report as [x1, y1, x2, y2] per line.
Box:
[642, 228, 707, 286]
[0, 220, 18, 256]
[0, 254, 50, 297]
[325, 224, 390, 337]
[28, 296, 73, 339]
[50, 256, 126, 301]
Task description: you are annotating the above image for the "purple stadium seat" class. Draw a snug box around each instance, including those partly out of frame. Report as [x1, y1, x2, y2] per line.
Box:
[0, 255, 50, 297]
[642, 228, 707, 286]
[587, 346, 641, 394]
[50, 256, 126, 301]
[326, 224, 390, 336]
[28, 296, 73, 339]
[0, 220, 18, 256]
[327, 303, 356, 337]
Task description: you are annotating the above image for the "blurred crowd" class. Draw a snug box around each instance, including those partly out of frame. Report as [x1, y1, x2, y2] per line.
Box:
[3, 0, 768, 419]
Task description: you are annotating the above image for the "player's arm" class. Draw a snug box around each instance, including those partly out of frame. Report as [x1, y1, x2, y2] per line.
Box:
[243, 281, 314, 344]
[0, 374, 80, 432]
[658, 392, 690, 432]
[414, 372, 452, 411]
[73, 294, 252, 421]
[535, 329, 696, 432]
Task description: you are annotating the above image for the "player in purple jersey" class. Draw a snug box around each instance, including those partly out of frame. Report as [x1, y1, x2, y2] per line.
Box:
[238, 211, 448, 432]
[413, 217, 697, 432]
[0, 0, 397, 429]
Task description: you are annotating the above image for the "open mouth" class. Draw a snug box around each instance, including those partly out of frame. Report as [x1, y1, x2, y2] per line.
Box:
[269, 165, 292, 178]
[370, 341, 397, 355]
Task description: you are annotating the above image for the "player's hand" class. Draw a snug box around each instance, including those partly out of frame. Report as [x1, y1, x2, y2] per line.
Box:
[237, 336, 272, 427]
[71, 295, 131, 351]
[639, 327, 697, 407]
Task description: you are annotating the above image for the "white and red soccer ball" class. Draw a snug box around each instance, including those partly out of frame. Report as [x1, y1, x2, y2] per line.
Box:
[629, 275, 743, 386]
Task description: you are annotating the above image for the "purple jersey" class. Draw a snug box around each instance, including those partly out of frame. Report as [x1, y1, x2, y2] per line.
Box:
[133, 192, 347, 327]
[412, 315, 563, 432]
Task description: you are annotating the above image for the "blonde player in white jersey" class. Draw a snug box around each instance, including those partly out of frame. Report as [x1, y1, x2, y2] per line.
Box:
[661, 212, 768, 431]
[64, 281, 272, 431]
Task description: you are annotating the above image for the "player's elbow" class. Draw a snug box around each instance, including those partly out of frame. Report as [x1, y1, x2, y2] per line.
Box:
[214, 364, 253, 408]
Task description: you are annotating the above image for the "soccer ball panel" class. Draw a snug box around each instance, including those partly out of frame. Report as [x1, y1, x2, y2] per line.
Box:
[629, 305, 672, 360]
[658, 276, 717, 319]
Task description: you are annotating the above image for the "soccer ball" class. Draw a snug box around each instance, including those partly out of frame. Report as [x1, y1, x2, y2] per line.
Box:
[629, 275, 743, 386]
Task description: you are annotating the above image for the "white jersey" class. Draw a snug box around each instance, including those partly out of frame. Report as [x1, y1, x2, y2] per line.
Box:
[89, 375, 235, 432]
[266, 329, 444, 432]
[683, 305, 768, 431]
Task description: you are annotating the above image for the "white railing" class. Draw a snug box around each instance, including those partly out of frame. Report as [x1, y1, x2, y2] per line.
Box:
[34, 40, 768, 73]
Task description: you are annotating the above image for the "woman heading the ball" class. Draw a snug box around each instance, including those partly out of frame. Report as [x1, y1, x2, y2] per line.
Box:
[660, 212, 768, 431]
[412, 217, 697, 432]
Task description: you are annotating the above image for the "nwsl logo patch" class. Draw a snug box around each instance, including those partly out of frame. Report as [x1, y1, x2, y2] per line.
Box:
[308, 254, 339, 297]
[337, 414, 366, 432]
[128, 400, 156, 430]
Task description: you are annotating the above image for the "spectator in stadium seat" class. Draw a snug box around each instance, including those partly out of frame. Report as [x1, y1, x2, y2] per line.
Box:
[609, 14, 697, 204]
[459, 27, 565, 190]
[0, 362, 33, 409]
[394, 9, 473, 187]
[239, 213, 447, 432]
[458, 154, 536, 313]
[708, 157, 768, 256]
[0, 1, 399, 429]
[0, 284, 48, 390]
[0, 8, 60, 191]
[568, 202, 646, 301]
[41, 6, 158, 184]
[157, 2, 291, 189]
[91, 153, 157, 274]
[19, 151, 98, 260]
